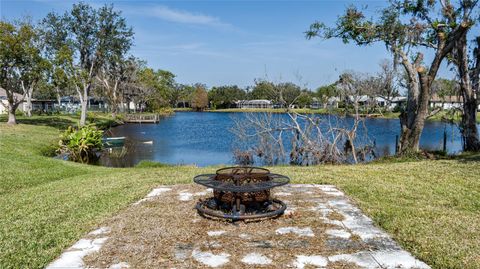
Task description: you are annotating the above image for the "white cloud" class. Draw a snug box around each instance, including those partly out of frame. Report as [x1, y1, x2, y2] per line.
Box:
[139, 5, 231, 28]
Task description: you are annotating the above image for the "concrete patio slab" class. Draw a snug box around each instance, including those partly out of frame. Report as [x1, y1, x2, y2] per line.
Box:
[47, 184, 430, 269]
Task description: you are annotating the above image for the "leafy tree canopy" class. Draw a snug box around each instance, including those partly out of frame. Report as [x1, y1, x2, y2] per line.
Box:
[208, 85, 246, 109]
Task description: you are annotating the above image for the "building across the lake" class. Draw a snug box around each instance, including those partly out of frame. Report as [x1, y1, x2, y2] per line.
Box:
[374, 96, 407, 110]
[429, 94, 463, 110]
[31, 100, 56, 112]
[58, 96, 108, 112]
[235, 99, 273, 109]
[310, 97, 340, 109]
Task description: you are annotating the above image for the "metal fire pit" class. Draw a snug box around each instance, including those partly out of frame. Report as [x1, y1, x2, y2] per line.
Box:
[194, 167, 290, 221]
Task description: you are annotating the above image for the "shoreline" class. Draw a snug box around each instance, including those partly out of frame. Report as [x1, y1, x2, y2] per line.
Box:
[173, 108, 480, 123]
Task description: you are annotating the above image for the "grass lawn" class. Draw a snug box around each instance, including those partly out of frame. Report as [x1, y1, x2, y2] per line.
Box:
[427, 110, 480, 123]
[0, 115, 479, 269]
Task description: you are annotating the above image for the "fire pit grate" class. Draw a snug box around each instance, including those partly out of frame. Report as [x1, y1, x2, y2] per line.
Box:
[194, 173, 289, 192]
[194, 167, 290, 221]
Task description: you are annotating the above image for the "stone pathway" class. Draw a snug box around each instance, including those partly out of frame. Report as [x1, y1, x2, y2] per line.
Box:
[47, 184, 430, 269]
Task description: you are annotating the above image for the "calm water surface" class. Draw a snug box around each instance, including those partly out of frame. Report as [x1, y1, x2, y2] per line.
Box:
[101, 111, 472, 167]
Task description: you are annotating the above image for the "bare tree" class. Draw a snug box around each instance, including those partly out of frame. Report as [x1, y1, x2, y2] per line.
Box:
[232, 111, 373, 166]
[119, 58, 145, 113]
[232, 76, 375, 166]
[377, 59, 399, 109]
[96, 57, 139, 118]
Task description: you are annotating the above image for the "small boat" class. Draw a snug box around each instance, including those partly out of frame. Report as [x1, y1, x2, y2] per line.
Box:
[142, 140, 154, 144]
[102, 136, 126, 147]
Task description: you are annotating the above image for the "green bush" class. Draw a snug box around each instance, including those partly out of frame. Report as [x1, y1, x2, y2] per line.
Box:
[87, 111, 97, 121]
[155, 107, 174, 115]
[114, 113, 125, 121]
[58, 125, 104, 164]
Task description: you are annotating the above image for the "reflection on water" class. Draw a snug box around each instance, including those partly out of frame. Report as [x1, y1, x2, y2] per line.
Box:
[100, 112, 474, 167]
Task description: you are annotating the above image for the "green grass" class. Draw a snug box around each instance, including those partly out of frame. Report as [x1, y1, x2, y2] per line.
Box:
[0, 113, 120, 130]
[0, 116, 479, 268]
[173, 107, 194, 112]
[427, 110, 480, 123]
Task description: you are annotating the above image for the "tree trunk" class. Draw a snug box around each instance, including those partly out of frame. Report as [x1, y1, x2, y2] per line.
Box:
[7, 105, 17, 125]
[77, 82, 91, 127]
[455, 35, 480, 151]
[395, 35, 448, 155]
[56, 87, 62, 107]
[396, 52, 427, 154]
[22, 82, 34, 117]
[398, 110, 426, 154]
[398, 84, 430, 154]
[461, 97, 480, 151]
[111, 97, 117, 118]
[111, 81, 118, 119]
[26, 93, 32, 117]
[80, 99, 88, 126]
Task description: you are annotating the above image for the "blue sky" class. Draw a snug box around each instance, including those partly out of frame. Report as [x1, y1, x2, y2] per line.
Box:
[1, 0, 456, 89]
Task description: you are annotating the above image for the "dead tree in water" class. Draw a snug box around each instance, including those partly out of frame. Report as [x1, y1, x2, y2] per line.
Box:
[231, 75, 375, 166]
[231, 110, 374, 166]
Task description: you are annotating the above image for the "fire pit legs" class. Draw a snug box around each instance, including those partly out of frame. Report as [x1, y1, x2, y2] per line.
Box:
[196, 198, 287, 221]
[194, 167, 290, 221]
[233, 197, 244, 216]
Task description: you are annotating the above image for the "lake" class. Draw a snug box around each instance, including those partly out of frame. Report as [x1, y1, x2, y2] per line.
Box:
[101, 111, 472, 167]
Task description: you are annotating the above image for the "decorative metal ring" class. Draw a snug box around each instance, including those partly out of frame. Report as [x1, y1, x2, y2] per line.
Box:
[195, 199, 287, 221]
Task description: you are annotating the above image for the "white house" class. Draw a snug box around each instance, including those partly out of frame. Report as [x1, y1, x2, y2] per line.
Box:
[348, 95, 370, 106]
[235, 100, 273, 109]
[375, 97, 388, 107]
[429, 94, 463, 109]
[327, 97, 340, 108]
[374, 96, 407, 110]
[310, 97, 321, 109]
[310, 96, 340, 109]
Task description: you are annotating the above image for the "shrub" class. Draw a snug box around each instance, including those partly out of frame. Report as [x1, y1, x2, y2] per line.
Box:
[58, 125, 104, 164]
[87, 111, 97, 121]
[155, 107, 174, 115]
[114, 113, 125, 122]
